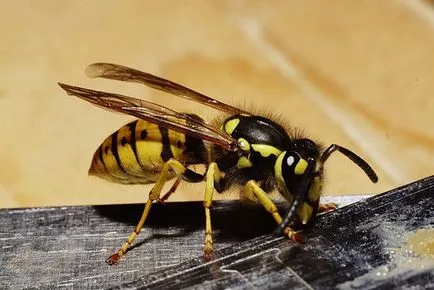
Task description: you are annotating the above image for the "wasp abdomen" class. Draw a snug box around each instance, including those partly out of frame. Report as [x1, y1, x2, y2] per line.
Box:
[89, 119, 187, 184]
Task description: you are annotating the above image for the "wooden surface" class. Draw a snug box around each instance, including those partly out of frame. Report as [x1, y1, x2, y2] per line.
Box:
[1, 1, 434, 208]
[1, 177, 433, 289]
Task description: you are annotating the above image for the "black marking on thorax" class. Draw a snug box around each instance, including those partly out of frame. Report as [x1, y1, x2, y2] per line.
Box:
[215, 115, 295, 191]
[229, 115, 291, 148]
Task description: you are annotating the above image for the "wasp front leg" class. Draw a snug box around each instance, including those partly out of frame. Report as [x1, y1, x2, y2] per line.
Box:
[243, 180, 305, 243]
[106, 159, 203, 265]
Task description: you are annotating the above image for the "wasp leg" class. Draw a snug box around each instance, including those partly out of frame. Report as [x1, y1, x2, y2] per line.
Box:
[203, 162, 222, 260]
[106, 159, 203, 265]
[156, 177, 181, 204]
[243, 180, 304, 243]
[318, 202, 337, 213]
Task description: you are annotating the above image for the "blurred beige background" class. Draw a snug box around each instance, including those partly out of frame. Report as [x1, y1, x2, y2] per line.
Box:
[1, 1, 433, 208]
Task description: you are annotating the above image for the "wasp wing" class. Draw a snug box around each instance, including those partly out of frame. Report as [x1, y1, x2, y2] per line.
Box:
[84, 63, 247, 115]
[58, 83, 238, 152]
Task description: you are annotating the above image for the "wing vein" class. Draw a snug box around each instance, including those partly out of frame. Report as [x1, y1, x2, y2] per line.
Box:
[58, 83, 238, 152]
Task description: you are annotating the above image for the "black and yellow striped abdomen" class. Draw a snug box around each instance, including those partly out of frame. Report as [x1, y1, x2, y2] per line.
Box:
[89, 119, 205, 184]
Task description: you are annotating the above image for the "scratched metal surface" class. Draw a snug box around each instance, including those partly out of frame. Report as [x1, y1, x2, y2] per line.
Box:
[1, 177, 433, 289]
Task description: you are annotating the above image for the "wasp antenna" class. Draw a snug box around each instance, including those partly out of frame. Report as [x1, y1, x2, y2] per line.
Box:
[320, 144, 378, 183]
[273, 193, 305, 236]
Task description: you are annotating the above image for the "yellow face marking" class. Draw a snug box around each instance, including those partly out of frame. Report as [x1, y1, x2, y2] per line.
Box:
[237, 138, 250, 151]
[274, 152, 294, 202]
[236, 156, 253, 169]
[251, 144, 282, 158]
[294, 158, 308, 175]
[274, 152, 285, 181]
[224, 118, 240, 135]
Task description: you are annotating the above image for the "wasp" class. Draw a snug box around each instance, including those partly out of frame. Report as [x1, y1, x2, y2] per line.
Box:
[58, 63, 378, 265]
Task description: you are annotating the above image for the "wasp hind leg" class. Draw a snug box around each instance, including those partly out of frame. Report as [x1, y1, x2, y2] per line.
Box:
[156, 177, 182, 204]
[243, 180, 305, 243]
[106, 159, 203, 265]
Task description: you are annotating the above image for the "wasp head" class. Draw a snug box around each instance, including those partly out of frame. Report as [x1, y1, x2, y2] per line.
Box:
[274, 139, 320, 232]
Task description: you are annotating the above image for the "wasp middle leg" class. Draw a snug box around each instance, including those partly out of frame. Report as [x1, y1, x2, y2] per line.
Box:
[106, 159, 203, 265]
[203, 162, 223, 260]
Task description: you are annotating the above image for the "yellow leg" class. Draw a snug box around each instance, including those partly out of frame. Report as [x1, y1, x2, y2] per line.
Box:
[243, 180, 304, 243]
[106, 159, 203, 265]
[157, 178, 181, 204]
[203, 162, 222, 260]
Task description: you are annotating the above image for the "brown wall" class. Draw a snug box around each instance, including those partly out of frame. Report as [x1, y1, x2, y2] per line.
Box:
[1, 1, 433, 208]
